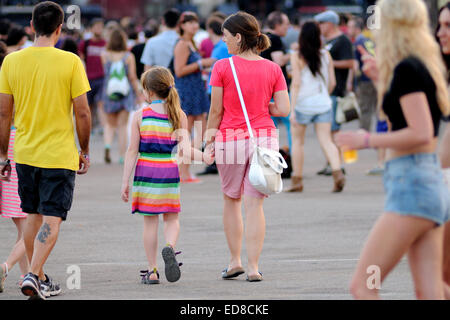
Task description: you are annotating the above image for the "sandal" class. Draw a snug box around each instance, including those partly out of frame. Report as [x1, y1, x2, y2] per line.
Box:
[222, 266, 245, 279]
[140, 268, 160, 285]
[246, 272, 263, 282]
[162, 245, 182, 283]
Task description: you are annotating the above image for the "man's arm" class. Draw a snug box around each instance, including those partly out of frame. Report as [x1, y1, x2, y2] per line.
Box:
[271, 51, 291, 67]
[73, 93, 91, 155]
[0, 93, 13, 159]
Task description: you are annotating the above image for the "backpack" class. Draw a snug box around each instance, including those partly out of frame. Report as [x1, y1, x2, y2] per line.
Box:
[106, 58, 130, 101]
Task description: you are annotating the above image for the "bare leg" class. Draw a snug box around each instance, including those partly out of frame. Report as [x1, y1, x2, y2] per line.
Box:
[443, 222, 450, 289]
[408, 225, 445, 299]
[104, 112, 118, 149]
[4, 218, 29, 275]
[350, 213, 437, 299]
[290, 122, 306, 178]
[315, 122, 341, 171]
[30, 216, 62, 281]
[223, 194, 243, 271]
[143, 215, 159, 281]
[23, 214, 42, 274]
[243, 195, 265, 277]
[163, 213, 180, 248]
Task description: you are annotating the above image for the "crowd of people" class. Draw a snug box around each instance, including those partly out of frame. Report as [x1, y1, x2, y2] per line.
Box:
[0, 0, 449, 300]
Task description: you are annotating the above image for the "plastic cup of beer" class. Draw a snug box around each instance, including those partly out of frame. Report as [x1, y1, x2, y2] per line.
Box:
[343, 148, 358, 164]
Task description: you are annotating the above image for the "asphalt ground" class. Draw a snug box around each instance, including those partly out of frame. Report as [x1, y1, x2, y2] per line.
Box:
[0, 120, 420, 300]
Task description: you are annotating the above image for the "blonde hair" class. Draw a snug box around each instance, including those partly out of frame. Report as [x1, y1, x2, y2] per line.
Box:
[376, 0, 450, 117]
[141, 67, 182, 130]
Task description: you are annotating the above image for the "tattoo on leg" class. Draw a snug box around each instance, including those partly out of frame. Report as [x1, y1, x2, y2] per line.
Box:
[37, 223, 51, 244]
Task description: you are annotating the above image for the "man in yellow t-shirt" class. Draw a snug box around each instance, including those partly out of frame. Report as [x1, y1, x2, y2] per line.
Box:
[0, 1, 91, 300]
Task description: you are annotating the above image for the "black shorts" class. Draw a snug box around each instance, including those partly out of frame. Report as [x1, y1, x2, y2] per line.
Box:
[16, 163, 76, 221]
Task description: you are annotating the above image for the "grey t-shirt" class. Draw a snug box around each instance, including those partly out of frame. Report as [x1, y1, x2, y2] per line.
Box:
[141, 30, 179, 68]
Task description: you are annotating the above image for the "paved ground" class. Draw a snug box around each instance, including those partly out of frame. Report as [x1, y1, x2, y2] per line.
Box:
[0, 120, 417, 300]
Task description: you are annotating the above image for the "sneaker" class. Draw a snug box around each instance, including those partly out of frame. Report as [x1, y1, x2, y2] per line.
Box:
[104, 148, 111, 164]
[197, 163, 218, 175]
[316, 164, 330, 175]
[21, 273, 46, 300]
[40, 274, 61, 297]
[367, 166, 384, 176]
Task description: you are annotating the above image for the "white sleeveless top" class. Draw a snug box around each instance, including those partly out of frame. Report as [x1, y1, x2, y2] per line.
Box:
[295, 49, 332, 115]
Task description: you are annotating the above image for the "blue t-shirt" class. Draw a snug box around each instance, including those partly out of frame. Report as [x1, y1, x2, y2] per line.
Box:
[208, 40, 232, 94]
[354, 34, 375, 83]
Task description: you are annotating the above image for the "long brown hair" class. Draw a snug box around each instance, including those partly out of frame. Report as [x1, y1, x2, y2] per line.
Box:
[106, 28, 127, 52]
[141, 67, 182, 130]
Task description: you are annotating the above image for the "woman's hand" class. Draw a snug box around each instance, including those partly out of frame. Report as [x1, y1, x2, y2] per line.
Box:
[121, 183, 129, 202]
[357, 45, 378, 83]
[335, 129, 369, 150]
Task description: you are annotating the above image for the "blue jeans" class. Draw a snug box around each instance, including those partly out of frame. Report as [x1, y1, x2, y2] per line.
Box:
[331, 96, 341, 132]
[272, 115, 292, 153]
[383, 153, 450, 225]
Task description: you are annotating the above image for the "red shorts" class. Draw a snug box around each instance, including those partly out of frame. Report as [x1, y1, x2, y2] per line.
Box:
[215, 137, 279, 199]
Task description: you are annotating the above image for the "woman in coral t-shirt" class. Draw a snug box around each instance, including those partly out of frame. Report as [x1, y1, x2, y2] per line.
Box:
[205, 12, 290, 282]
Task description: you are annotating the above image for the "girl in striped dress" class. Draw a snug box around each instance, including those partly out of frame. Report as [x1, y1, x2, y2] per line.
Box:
[121, 67, 212, 284]
[0, 124, 30, 292]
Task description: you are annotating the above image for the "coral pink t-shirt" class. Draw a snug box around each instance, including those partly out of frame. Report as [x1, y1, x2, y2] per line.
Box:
[210, 55, 287, 142]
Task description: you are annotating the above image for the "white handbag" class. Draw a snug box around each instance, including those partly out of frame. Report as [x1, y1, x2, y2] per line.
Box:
[228, 57, 287, 195]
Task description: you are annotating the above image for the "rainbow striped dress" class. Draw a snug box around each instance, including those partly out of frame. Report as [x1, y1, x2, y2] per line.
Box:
[132, 105, 180, 215]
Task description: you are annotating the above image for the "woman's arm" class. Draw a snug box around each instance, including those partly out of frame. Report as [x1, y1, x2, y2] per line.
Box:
[269, 90, 290, 117]
[126, 52, 141, 97]
[289, 52, 302, 118]
[326, 51, 336, 94]
[121, 110, 141, 202]
[204, 86, 224, 146]
[174, 41, 202, 78]
[335, 92, 434, 150]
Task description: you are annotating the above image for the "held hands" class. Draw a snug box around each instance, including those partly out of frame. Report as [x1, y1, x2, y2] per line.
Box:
[202, 143, 215, 165]
[335, 129, 370, 150]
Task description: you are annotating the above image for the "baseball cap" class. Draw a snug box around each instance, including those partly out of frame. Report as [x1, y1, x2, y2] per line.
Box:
[314, 10, 339, 25]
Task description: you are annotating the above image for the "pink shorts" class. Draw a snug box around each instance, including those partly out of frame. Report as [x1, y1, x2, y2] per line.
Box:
[215, 137, 279, 199]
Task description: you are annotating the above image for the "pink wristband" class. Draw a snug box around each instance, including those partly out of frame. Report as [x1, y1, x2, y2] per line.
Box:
[364, 132, 371, 149]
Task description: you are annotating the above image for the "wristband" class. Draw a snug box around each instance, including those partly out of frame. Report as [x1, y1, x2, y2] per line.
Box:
[197, 60, 203, 71]
[364, 132, 371, 149]
[0, 159, 10, 166]
[80, 152, 90, 162]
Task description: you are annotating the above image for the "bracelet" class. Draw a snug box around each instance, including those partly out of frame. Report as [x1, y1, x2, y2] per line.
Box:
[197, 60, 203, 71]
[80, 152, 90, 162]
[0, 159, 10, 166]
[364, 132, 371, 149]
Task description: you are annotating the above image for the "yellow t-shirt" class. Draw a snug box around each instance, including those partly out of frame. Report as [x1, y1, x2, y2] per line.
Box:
[0, 47, 91, 171]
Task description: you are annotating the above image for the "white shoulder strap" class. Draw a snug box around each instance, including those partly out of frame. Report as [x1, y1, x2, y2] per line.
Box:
[229, 57, 254, 140]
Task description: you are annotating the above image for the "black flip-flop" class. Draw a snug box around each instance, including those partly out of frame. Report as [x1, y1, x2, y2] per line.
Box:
[246, 272, 263, 282]
[162, 245, 182, 283]
[222, 267, 245, 279]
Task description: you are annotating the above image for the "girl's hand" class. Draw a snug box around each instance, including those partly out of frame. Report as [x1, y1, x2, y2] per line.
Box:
[335, 129, 369, 150]
[357, 45, 378, 83]
[203, 143, 215, 165]
[121, 183, 129, 202]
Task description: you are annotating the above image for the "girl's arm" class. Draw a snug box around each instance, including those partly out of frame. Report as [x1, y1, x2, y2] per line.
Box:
[204, 86, 224, 146]
[121, 110, 142, 202]
[176, 110, 204, 163]
[336, 92, 434, 150]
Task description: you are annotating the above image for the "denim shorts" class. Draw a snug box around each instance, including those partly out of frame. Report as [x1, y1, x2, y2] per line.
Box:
[383, 153, 450, 225]
[295, 109, 332, 125]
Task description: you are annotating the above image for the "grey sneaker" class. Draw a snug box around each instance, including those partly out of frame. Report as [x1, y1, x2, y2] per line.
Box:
[40, 274, 61, 297]
[367, 166, 384, 176]
[21, 273, 46, 300]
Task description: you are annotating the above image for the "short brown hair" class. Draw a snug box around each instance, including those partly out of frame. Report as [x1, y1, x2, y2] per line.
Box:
[106, 28, 127, 52]
[222, 11, 270, 53]
[32, 1, 64, 37]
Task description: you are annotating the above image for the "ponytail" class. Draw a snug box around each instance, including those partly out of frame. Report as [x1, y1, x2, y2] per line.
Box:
[166, 86, 182, 130]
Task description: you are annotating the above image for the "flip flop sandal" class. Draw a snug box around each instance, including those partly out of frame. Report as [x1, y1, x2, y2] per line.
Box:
[246, 272, 263, 282]
[140, 268, 160, 285]
[180, 177, 202, 184]
[162, 245, 182, 283]
[222, 267, 245, 279]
